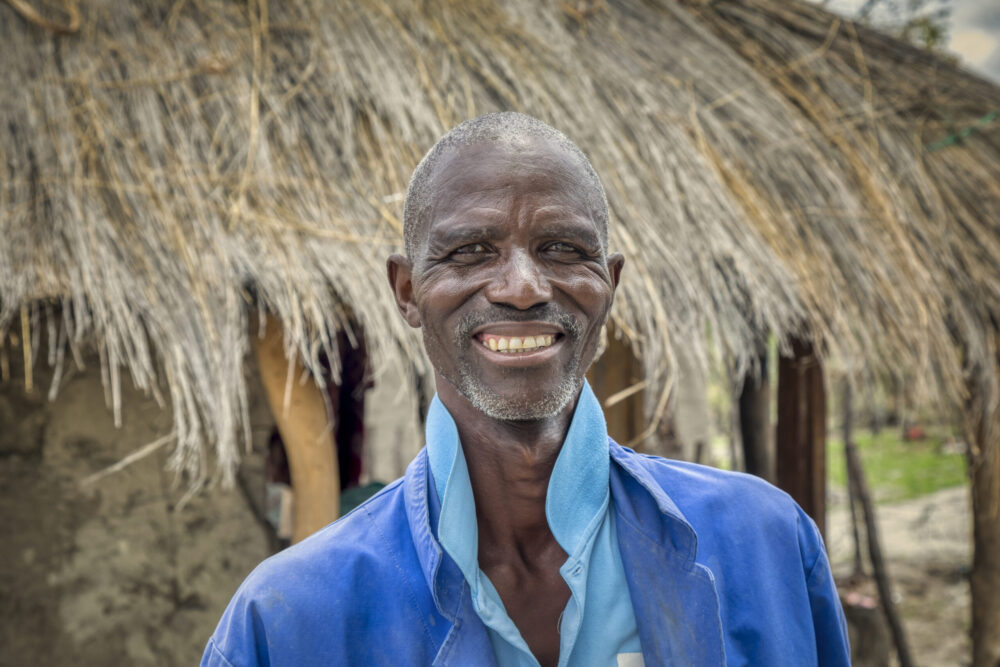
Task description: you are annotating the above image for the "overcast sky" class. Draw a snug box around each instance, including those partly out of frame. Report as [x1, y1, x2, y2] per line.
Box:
[820, 0, 1000, 83]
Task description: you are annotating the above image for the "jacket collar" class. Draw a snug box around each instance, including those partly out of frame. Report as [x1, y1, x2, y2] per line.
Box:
[404, 437, 725, 666]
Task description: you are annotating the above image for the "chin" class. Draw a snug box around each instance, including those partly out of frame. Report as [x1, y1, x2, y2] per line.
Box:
[456, 372, 582, 421]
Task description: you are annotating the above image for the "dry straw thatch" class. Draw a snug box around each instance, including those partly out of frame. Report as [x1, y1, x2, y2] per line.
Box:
[2, 0, 998, 484]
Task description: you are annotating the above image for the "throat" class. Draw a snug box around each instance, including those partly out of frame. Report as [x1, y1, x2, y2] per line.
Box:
[480, 534, 570, 667]
[469, 449, 557, 551]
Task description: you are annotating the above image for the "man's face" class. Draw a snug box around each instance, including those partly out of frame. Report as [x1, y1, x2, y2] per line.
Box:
[389, 138, 624, 421]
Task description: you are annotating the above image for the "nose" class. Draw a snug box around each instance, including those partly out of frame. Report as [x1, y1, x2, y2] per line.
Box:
[484, 249, 552, 310]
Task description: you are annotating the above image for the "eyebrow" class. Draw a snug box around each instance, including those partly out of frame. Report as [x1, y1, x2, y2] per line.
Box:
[531, 207, 602, 248]
[536, 221, 600, 245]
[426, 217, 504, 250]
[425, 207, 601, 250]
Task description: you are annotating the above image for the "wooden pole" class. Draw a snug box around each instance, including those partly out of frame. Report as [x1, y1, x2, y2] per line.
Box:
[739, 346, 773, 482]
[775, 337, 827, 536]
[254, 314, 340, 543]
[969, 329, 1000, 667]
[842, 380, 864, 577]
[844, 433, 914, 667]
[867, 382, 881, 435]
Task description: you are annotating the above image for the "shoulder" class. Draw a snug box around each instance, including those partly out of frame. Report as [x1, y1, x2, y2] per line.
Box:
[612, 444, 823, 564]
[205, 477, 439, 666]
[614, 444, 799, 519]
[611, 444, 849, 665]
[238, 477, 412, 605]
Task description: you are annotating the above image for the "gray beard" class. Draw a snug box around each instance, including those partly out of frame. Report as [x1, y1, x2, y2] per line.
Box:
[434, 306, 585, 421]
[453, 357, 583, 421]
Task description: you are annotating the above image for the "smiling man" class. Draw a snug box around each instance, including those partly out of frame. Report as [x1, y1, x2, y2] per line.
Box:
[203, 113, 851, 667]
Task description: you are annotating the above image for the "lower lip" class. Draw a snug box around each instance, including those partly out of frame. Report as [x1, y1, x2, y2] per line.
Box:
[474, 338, 564, 366]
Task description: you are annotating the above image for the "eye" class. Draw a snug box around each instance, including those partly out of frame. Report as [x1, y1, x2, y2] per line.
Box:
[453, 243, 489, 255]
[447, 242, 493, 263]
[544, 242, 584, 256]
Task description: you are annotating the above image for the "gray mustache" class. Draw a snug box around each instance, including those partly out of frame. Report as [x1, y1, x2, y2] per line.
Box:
[454, 306, 583, 342]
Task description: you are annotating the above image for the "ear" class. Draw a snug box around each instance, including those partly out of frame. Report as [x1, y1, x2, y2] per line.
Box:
[607, 252, 625, 294]
[387, 254, 422, 328]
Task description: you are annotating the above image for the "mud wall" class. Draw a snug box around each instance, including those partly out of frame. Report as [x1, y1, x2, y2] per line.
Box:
[0, 352, 273, 666]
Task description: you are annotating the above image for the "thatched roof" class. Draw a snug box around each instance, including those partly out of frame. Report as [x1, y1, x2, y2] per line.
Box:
[2, 0, 998, 483]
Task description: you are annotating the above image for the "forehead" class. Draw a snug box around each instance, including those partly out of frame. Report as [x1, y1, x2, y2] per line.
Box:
[421, 139, 598, 241]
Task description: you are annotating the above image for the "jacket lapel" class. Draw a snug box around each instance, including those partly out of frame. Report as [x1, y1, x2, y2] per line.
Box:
[405, 450, 497, 667]
[431, 591, 498, 667]
[610, 443, 726, 666]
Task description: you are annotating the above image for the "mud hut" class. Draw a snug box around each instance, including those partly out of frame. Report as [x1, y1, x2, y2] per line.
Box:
[2, 0, 999, 664]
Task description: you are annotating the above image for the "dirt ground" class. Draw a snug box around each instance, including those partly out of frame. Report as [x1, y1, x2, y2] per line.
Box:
[826, 485, 972, 666]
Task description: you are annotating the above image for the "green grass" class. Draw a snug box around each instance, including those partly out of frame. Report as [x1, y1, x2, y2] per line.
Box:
[827, 427, 967, 503]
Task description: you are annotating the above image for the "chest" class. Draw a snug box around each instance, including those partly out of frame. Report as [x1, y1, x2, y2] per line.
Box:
[481, 558, 570, 667]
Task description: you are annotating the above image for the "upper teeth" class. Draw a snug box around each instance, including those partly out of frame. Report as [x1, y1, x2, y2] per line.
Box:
[481, 335, 555, 352]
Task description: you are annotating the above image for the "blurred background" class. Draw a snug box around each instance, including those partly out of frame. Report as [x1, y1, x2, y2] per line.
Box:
[1, 0, 999, 665]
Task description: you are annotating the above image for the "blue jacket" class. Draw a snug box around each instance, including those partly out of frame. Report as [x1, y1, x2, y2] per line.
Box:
[203, 441, 850, 666]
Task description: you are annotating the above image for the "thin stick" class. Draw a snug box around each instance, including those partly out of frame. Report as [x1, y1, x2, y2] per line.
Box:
[844, 433, 914, 667]
[603, 379, 648, 408]
[80, 432, 176, 487]
[0, 335, 8, 382]
[21, 305, 32, 394]
[4, 0, 80, 34]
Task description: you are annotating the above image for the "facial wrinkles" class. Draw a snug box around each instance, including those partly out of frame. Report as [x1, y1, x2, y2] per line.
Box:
[416, 229, 610, 422]
[410, 139, 618, 423]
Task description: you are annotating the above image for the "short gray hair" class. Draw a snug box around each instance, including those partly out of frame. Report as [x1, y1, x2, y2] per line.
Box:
[402, 112, 609, 259]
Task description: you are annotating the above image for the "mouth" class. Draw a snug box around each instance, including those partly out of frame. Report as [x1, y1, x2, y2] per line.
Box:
[471, 323, 566, 364]
[477, 332, 560, 353]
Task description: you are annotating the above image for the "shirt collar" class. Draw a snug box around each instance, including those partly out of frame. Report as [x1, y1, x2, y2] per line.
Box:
[425, 381, 611, 582]
[544, 381, 610, 554]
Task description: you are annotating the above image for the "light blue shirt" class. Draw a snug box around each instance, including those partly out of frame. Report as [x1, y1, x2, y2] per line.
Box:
[426, 381, 643, 666]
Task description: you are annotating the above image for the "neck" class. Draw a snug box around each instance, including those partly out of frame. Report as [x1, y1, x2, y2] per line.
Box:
[435, 374, 580, 562]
